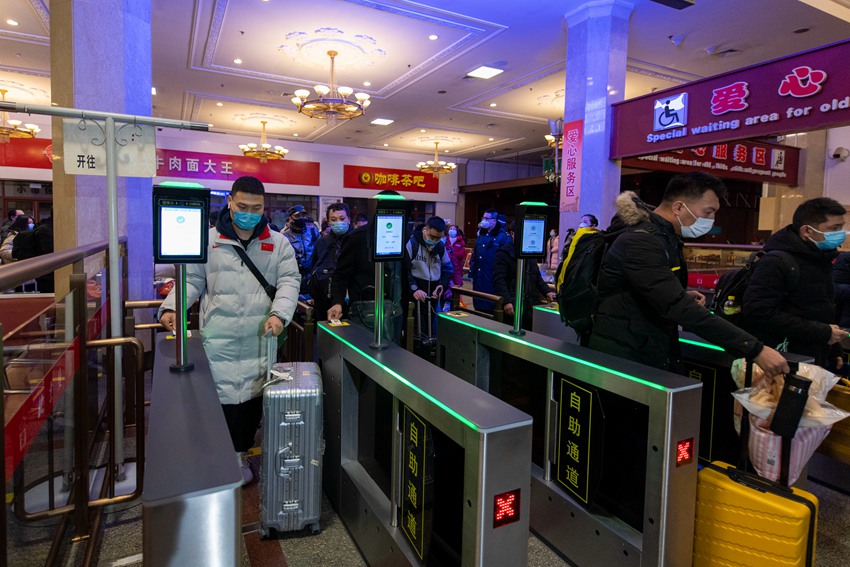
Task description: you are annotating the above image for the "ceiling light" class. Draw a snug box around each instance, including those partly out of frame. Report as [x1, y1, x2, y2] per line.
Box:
[234, 58, 243, 64]
[384, 143, 389, 147]
[489, 103, 497, 107]
[416, 141, 457, 177]
[428, 34, 439, 40]
[0, 89, 40, 143]
[238, 120, 288, 163]
[293, 133, 298, 137]
[6, 19, 19, 26]
[216, 102, 223, 106]
[363, 81, 371, 87]
[291, 50, 371, 125]
[488, 137, 494, 141]
[151, 86, 157, 95]
[467, 66, 504, 79]
[420, 129, 426, 133]
[371, 118, 393, 126]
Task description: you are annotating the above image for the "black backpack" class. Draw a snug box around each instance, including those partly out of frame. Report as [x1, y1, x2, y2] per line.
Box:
[708, 249, 799, 325]
[555, 228, 624, 337]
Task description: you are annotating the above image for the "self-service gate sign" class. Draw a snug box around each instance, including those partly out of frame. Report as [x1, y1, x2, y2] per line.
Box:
[62, 119, 156, 177]
[400, 404, 435, 560]
[556, 377, 604, 505]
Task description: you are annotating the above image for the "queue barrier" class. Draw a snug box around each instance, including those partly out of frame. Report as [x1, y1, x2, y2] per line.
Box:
[449, 286, 505, 322]
[437, 312, 702, 566]
[319, 321, 533, 566]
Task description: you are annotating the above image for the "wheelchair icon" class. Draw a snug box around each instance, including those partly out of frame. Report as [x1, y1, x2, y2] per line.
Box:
[657, 101, 681, 128]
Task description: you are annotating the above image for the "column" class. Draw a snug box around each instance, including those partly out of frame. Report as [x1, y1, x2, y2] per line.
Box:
[50, 0, 153, 302]
[560, 0, 634, 236]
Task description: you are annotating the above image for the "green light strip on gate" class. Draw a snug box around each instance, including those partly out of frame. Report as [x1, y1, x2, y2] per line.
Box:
[320, 325, 478, 431]
[519, 201, 549, 207]
[440, 314, 667, 392]
[533, 305, 559, 314]
[678, 337, 725, 352]
[157, 181, 206, 189]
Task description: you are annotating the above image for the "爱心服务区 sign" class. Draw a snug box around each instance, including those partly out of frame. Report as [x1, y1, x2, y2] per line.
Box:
[611, 39, 850, 158]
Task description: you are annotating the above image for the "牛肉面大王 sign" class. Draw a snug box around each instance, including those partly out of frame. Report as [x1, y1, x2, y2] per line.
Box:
[611, 39, 850, 158]
[156, 149, 320, 185]
[621, 139, 800, 186]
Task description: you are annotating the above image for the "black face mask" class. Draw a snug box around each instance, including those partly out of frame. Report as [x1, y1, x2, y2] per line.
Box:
[291, 218, 306, 231]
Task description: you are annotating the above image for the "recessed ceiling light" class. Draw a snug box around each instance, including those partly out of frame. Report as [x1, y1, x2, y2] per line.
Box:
[384, 143, 389, 147]
[6, 19, 19, 26]
[207, 123, 214, 127]
[151, 87, 157, 95]
[233, 58, 242, 64]
[371, 118, 394, 126]
[467, 66, 504, 79]
[489, 103, 497, 107]
[363, 81, 371, 87]
[793, 27, 810, 34]
[293, 133, 299, 137]
[216, 102, 223, 107]
[428, 34, 439, 40]
[420, 129, 426, 133]
[488, 137, 494, 141]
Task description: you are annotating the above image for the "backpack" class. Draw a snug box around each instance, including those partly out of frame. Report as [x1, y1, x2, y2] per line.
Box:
[555, 228, 622, 337]
[708, 249, 799, 326]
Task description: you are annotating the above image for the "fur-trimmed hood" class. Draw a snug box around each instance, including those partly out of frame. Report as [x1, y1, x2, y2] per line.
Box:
[614, 191, 654, 227]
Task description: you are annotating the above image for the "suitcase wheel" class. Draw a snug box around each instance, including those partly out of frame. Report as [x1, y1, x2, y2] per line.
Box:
[307, 522, 321, 536]
[260, 527, 280, 540]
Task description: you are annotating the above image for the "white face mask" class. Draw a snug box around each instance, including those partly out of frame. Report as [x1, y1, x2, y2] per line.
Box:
[578, 222, 589, 229]
[677, 203, 714, 238]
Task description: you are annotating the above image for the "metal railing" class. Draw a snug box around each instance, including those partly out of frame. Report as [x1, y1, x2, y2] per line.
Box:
[1, 237, 145, 567]
[449, 286, 505, 322]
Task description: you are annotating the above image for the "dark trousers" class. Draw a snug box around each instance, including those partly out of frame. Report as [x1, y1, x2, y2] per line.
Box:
[221, 396, 263, 452]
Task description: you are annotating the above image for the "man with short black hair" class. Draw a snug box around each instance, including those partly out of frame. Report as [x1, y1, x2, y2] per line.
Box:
[353, 211, 368, 228]
[1, 208, 24, 241]
[590, 172, 788, 378]
[158, 176, 300, 485]
[743, 197, 848, 367]
[309, 202, 352, 320]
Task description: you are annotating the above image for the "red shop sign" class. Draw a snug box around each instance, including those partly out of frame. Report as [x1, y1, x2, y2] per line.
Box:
[344, 165, 439, 194]
[622, 139, 800, 186]
[612, 39, 850, 158]
[0, 137, 53, 169]
[156, 149, 320, 186]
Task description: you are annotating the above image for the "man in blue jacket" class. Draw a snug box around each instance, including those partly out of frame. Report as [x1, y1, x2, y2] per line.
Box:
[469, 209, 511, 313]
[159, 176, 300, 485]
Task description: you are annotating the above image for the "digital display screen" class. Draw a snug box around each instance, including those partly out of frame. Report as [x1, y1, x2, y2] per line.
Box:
[153, 185, 210, 264]
[521, 218, 546, 256]
[374, 213, 405, 258]
[160, 205, 203, 258]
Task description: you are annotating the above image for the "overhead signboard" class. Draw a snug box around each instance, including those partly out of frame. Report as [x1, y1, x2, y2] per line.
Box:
[344, 165, 439, 194]
[156, 148, 320, 186]
[63, 119, 157, 177]
[611, 39, 850, 158]
[622, 139, 800, 186]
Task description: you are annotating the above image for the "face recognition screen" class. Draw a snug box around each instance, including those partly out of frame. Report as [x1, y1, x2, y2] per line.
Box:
[521, 218, 546, 256]
[374, 212, 405, 259]
[160, 205, 203, 258]
[153, 185, 210, 264]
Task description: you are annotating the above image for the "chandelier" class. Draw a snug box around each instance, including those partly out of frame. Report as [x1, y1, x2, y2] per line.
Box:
[544, 117, 564, 150]
[0, 89, 40, 143]
[238, 121, 288, 163]
[291, 50, 371, 123]
[544, 134, 563, 150]
[416, 141, 457, 177]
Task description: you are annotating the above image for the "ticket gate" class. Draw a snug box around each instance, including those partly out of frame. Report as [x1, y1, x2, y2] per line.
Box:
[438, 312, 701, 566]
[319, 322, 533, 567]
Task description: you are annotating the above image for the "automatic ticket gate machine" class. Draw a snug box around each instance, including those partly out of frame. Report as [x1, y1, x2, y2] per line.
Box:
[319, 318, 533, 565]
[437, 312, 702, 566]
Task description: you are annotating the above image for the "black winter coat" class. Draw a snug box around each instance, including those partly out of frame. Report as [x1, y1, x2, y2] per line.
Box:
[742, 225, 838, 366]
[492, 241, 551, 309]
[590, 192, 763, 371]
[834, 252, 850, 327]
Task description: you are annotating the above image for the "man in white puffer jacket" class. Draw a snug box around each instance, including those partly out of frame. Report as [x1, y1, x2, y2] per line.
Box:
[158, 176, 300, 484]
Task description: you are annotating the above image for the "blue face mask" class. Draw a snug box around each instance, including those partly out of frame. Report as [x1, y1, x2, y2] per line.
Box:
[331, 221, 349, 235]
[807, 226, 846, 250]
[27, 223, 35, 230]
[440, 237, 446, 244]
[232, 210, 262, 230]
[448, 229, 457, 238]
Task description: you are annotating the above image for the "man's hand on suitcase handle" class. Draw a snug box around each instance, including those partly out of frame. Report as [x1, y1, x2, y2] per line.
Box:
[413, 289, 428, 302]
[753, 346, 791, 379]
[264, 314, 284, 337]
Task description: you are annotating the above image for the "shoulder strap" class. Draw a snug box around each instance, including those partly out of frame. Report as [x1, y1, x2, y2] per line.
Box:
[231, 244, 276, 300]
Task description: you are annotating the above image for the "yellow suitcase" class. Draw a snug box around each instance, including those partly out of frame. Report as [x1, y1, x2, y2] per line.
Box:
[693, 461, 817, 566]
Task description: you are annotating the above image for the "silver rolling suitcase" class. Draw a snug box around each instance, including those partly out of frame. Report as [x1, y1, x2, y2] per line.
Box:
[260, 360, 324, 538]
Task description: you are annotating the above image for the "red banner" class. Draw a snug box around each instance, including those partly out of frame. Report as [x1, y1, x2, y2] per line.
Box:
[622, 139, 800, 186]
[343, 165, 439, 193]
[560, 119, 583, 212]
[5, 338, 78, 482]
[157, 149, 320, 185]
[0, 137, 53, 169]
[612, 39, 850, 158]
